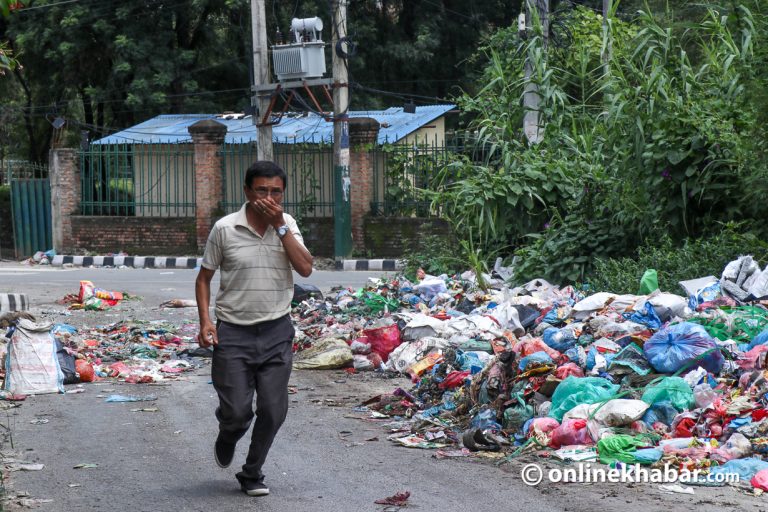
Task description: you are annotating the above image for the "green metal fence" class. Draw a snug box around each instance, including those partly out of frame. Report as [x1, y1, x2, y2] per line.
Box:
[80, 144, 195, 216]
[220, 141, 335, 218]
[370, 132, 489, 216]
[2, 160, 48, 184]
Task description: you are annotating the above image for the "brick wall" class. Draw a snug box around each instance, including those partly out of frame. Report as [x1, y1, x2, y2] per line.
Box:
[364, 217, 453, 258]
[50, 149, 80, 252]
[70, 217, 197, 255]
[189, 120, 227, 251]
[300, 217, 334, 257]
[349, 118, 380, 253]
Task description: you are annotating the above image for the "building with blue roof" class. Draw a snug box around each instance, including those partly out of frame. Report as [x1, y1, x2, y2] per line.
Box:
[92, 105, 456, 145]
[82, 105, 456, 222]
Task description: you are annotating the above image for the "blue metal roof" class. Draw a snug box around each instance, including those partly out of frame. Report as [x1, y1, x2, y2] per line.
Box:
[92, 104, 455, 145]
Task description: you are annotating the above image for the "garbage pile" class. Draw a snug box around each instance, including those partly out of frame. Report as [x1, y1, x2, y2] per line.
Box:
[291, 256, 768, 491]
[59, 280, 134, 311]
[0, 316, 206, 396]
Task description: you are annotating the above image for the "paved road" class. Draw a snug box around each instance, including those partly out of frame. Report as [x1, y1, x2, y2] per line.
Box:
[0, 265, 394, 308]
[0, 266, 757, 511]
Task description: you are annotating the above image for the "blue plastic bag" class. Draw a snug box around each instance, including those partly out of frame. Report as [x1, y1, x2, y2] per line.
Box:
[749, 330, 768, 350]
[643, 322, 724, 374]
[710, 457, 768, 481]
[641, 401, 679, 426]
[518, 351, 553, 372]
[623, 302, 662, 330]
[470, 408, 502, 431]
[543, 327, 577, 353]
[688, 282, 721, 310]
[632, 448, 663, 464]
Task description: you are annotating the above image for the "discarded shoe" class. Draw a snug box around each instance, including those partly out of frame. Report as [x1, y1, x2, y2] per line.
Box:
[462, 428, 501, 451]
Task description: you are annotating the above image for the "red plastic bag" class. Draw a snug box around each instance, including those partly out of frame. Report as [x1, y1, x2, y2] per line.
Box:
[439, 370, 470, 390]
[548, 419, 594, 449]
[674, 418, 696, 438]
[364, 324, 401, 362]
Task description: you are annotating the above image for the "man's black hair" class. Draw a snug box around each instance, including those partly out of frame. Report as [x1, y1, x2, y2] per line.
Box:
[244, 161, 287, 189]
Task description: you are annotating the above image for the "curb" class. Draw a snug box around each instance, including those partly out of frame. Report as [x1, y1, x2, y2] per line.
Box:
[0, 293, 29, 313]
[49, 255, 403, 271]
[51, 255, 201, 269]
[335, 259, 403, 271]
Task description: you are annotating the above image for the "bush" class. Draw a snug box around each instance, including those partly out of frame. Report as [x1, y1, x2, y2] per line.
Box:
[402, 226, 460, 281]
[585, 223, 768, 294]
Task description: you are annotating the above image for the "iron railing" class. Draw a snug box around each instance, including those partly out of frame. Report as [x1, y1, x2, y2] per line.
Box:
[2, 160, 48, 185]
[220, 141, 335, 218]
[80, 144, 195, 216]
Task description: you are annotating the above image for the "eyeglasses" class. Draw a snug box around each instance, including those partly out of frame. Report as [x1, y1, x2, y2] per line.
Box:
[249, 187, 284, 198]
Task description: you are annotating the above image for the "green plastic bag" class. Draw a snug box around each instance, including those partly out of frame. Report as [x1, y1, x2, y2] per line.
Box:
[638, 269, 659, 295]
[598, 435, 647, 464]
[502, 394, 533, 432]
[641, 376, 693, 411]
[549, 376, 620, 422]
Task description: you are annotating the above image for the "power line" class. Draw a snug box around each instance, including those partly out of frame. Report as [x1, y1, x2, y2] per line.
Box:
[13, 0, 82, 12]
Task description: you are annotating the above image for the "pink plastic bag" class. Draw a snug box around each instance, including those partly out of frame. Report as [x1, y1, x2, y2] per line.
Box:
[528, 417, 559, 436]
[555, 363, 584, 379]
[738, 345, 768, 370]
[514, 337, 561, 361]
[548, 419, 594, 449]
[364, 324, 402, 362]
[751, 469, 768, 491]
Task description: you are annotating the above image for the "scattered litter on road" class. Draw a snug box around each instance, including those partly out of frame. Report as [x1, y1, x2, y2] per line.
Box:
[6, 463, 44, 472]
[105, 394, 158, 403]
[72, 463, 98, 469]
[29, 419, 49, 425]
[159, 299, 197, 308]
[374, 490, 410, 507]
[130, 407, 159, 412]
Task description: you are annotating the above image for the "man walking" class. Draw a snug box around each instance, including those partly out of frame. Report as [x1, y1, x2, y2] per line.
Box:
[195, 161, 313, 496]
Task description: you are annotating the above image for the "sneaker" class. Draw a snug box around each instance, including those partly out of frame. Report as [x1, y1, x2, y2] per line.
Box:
[240, 479, 269, 497]
[214, 437, 235, 468]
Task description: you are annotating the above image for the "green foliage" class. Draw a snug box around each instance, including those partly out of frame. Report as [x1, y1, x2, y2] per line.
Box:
[438, 3, 768, 285]
[586, 223, 768, 294]
[402, 226, 460, 281]
[380, 143, 448, 217]
[513, 213, 627, 285]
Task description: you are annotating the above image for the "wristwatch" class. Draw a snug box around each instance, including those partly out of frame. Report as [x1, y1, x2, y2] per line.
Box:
[276, 224, 289, 238]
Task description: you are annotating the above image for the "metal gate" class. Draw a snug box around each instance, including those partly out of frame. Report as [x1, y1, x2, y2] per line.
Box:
[9, 162, 52, 258]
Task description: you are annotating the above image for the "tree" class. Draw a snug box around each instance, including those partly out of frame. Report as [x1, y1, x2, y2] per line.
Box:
[0, 0, 22, 74]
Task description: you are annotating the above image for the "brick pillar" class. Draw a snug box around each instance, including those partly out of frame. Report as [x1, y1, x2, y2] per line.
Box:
[188, 120, 227, 252]
[348, 117, 380, 253]
[49, 148, 80, 253]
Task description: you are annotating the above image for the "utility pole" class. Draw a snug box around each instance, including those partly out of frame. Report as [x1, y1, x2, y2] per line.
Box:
[251, 0, 273, 160]
[602, 0, 612, 71]
[523, 0, 549, 144]
[332, 0, 352, 259]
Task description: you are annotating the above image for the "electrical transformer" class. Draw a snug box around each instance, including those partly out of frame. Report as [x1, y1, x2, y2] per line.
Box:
[271, 17, 327, 81]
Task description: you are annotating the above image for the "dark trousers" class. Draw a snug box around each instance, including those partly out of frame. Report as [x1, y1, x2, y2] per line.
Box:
[212, 315, 294, 483]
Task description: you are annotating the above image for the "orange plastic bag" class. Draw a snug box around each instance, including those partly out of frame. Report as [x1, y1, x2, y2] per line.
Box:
[75, 359, 95, 382]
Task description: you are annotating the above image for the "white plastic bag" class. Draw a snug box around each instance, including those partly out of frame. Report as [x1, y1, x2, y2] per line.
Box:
[6, 319, 63, 395]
